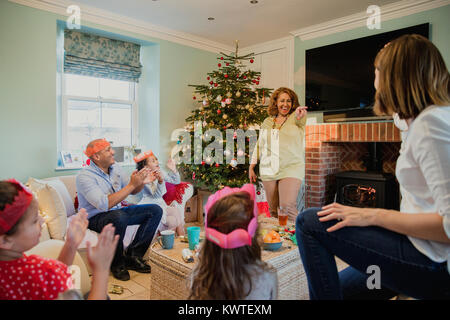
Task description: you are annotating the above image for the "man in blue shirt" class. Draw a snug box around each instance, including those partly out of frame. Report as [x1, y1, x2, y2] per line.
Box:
[76, 139, 162, 281]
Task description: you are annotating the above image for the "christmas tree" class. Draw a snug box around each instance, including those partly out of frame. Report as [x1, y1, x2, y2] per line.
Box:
[174, 42, 272, 192]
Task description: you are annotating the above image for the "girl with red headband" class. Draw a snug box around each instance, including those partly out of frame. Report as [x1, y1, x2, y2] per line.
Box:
[133, 151, 187, 236]
[188, 184, 278, 300]
[0, 179, 118, 300]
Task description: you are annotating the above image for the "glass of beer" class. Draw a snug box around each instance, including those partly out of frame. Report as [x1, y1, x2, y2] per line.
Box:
[277, 206, 288, 226]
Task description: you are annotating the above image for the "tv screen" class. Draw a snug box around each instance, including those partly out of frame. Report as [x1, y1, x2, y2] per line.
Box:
[305, 23, 429, 115]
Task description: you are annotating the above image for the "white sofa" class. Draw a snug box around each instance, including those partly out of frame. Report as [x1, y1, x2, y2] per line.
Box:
[26, 239, 92, 296]
[26, 175, 194, 275]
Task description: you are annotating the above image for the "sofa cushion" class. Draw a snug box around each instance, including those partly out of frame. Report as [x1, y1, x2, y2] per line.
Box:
[27, 178, 68, 240]
[54, 175, 77, 200]
[43, 178, 76, 217]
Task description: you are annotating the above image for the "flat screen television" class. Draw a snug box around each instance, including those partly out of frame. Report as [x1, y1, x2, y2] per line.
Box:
[305, 23, 429, 121]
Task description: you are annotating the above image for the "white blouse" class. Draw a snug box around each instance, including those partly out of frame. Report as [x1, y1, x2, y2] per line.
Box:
[395, 105, 450, 268]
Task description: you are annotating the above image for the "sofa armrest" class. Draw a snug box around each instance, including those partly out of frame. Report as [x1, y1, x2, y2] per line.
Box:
[26, 240, 91, 296]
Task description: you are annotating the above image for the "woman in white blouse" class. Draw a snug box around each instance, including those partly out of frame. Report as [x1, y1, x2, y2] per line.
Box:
[295, 34, 450, 299]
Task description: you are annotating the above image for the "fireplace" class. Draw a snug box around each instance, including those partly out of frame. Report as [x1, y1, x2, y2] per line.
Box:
[334, 142, 399, 210]
[304, 121, 401, 209]
[335, 170, 399, 209]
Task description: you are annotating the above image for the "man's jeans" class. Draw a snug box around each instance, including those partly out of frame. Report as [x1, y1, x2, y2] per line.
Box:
[88, 204, 162, 268]
[295, 208, 450, 300]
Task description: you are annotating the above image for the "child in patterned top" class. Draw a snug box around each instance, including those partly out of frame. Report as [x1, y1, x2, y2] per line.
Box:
[133, 150, 185, 236]
[0, 179, 118, 300]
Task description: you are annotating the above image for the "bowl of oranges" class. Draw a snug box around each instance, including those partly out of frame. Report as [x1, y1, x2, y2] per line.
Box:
[262, 230, 282, 251]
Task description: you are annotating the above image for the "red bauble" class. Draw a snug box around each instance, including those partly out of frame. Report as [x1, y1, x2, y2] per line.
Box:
[243, 76, 247, 79]
[220, 57, 224, 60]
[250, 59, 254, 63]
[207, 76, 210, 80]
[193, 96, 196, 99]
[224, 74, 228, 78]
[226, 63, 229, 66]
[214, 83, 218, 87]
[215, 163, 219, 167]
[217, 109, 221, 114]
[257, 77, 260, 80]
[256, 81, 260, 85]
[209, 81, 213, 85]
[257, 191, 261, 195]
[218, 63, 222, 67]
[223, 126, 227, 129]
[201, 161, 205, 165]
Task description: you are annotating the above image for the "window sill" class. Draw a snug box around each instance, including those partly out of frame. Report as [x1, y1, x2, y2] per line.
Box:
[55, 162, 136, 171]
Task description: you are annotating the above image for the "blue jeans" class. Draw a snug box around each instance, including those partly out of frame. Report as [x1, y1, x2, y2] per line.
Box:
[295, 208, 450, 300]
[88, 204, 162, 268]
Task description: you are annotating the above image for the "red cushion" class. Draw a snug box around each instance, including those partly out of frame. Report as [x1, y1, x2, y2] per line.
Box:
[163, 182, 190, 205]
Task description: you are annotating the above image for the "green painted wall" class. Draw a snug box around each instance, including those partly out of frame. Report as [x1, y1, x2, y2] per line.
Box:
[2, 1, 448, 182]
[294, 5, 450, 108]
[0, 0, 217, 182]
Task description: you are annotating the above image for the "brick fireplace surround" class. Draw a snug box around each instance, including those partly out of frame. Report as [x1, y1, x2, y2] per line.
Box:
[304, 120, 401, 208]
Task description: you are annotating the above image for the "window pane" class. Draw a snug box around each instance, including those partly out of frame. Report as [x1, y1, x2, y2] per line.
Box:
[99, 78, 131, 100]
[66, 101, 133, 152]
[65, 74, 99, 98]
[101, 103, 132, 146]
[67, 100, 101, 152]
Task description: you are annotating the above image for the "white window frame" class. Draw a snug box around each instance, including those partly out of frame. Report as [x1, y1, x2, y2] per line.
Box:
[61, 74, 139, 164]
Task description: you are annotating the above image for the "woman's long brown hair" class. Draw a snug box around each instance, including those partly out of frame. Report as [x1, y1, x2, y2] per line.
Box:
[374, 34, 450, 119]
[188, 192, 272, 300]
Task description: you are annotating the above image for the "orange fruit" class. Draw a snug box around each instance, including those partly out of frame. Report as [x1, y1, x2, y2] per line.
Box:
[264, 230, 281, 243]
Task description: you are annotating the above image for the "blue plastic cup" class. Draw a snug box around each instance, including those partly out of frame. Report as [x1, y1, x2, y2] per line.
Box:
[187, 226, 201, 250]
[158, 230, 175, 249]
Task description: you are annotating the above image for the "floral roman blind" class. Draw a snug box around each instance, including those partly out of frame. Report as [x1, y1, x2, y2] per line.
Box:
[64, 30, 142, 82]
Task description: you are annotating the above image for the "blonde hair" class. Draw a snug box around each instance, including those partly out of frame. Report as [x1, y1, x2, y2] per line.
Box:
[188, 192, 272, 300]
[267, 87, 300, 116]
[374, 34, 450, 119]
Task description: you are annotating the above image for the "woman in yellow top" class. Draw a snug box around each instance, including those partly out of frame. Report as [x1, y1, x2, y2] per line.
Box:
[249, 87, 308, 220]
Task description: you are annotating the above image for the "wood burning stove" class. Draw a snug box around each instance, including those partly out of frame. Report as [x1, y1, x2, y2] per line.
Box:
[335, 143, 399, 209]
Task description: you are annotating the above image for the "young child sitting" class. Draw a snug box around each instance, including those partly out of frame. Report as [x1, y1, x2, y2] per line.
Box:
[188, 184, 278, 300]
[133, 150, 185, 236]
[0, 179, 118, 300]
